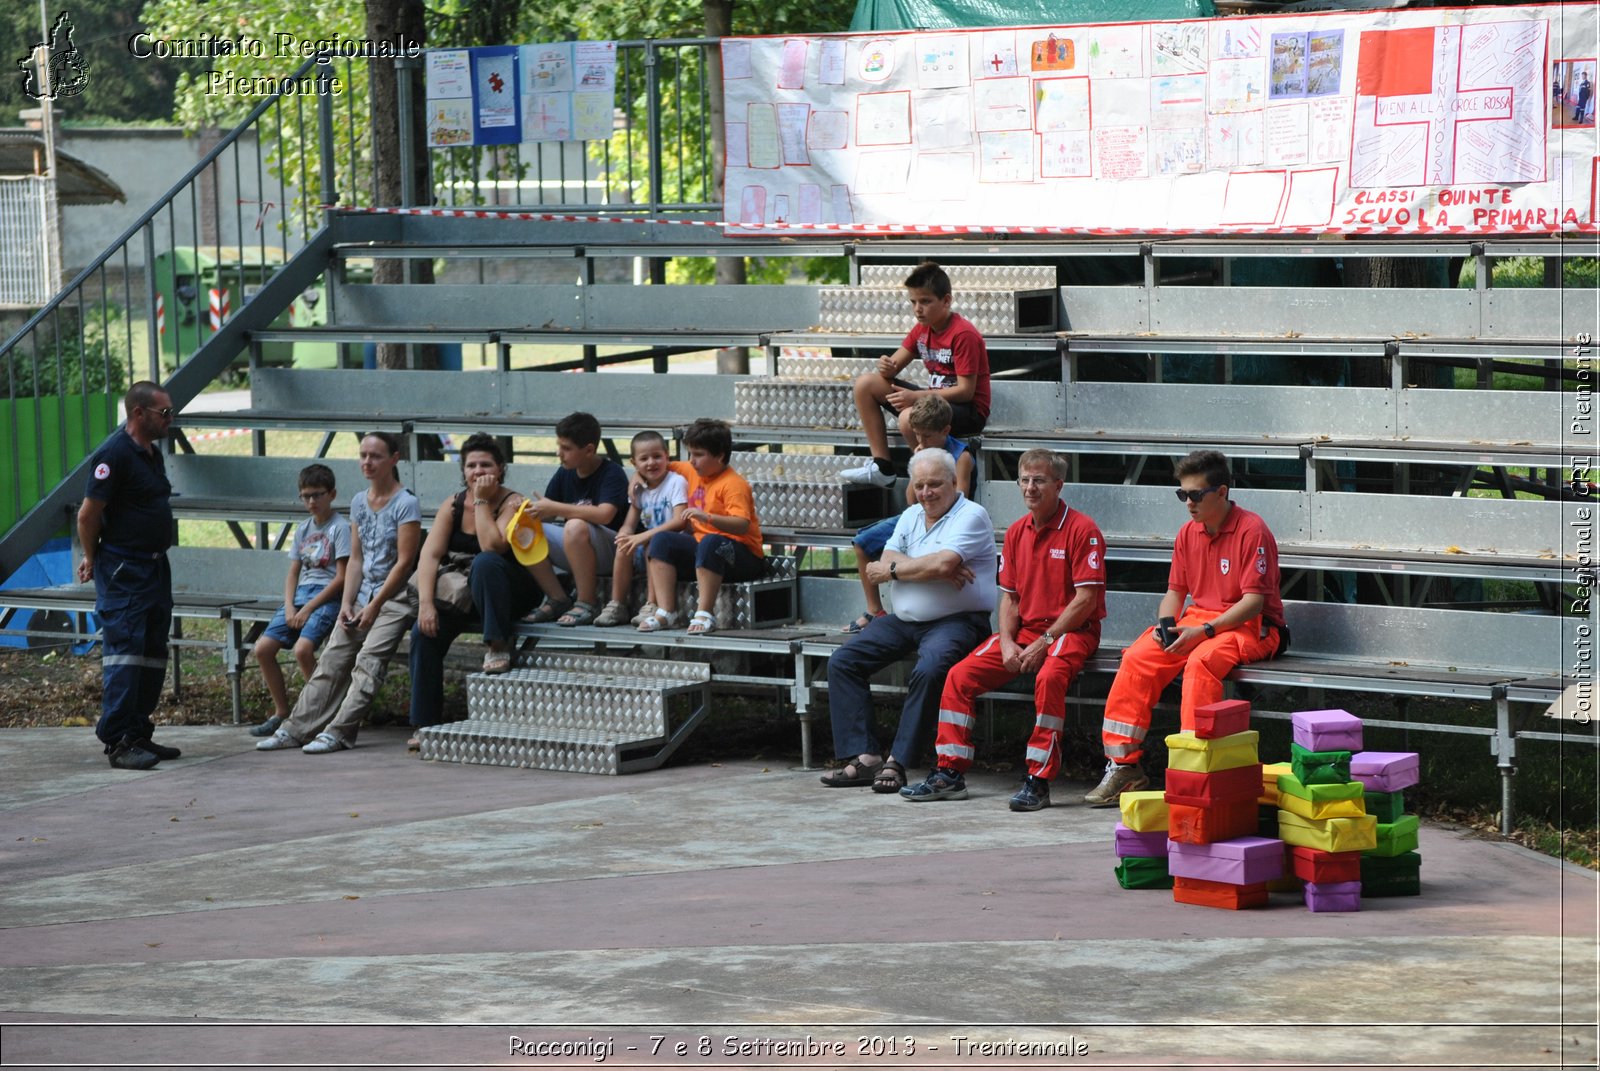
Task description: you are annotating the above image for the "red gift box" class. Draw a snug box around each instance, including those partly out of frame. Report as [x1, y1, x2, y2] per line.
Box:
[1172, 875, 1269, 910]
[1192, 699, 1251, 739]
[1165, 763, 1263, 808]
[1167, 799, 1258, 845]
[1288, 845, 1362, 884]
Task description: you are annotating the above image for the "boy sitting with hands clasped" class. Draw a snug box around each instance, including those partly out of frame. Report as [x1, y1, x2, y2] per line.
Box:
[594, 430, 690, 627]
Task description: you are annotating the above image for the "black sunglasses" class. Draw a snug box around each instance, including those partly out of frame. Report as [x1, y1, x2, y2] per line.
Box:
[143, 406, 174, 418]
[1175, 486, 1222, 504]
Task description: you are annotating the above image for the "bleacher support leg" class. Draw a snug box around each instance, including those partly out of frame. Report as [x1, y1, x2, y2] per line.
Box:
[170, 617, 183, 700]
[1494, 687, 1516, 836]
[224, 614, 245, 725]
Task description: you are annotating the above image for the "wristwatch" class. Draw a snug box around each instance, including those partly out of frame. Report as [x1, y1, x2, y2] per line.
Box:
[889, 561, 898, 580]
[1043, 630, 1059, 643]
[1202, 621, 1216, 638]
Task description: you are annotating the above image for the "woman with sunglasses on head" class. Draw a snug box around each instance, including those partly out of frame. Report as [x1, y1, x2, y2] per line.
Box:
[405, 433, 567, 750]
[1083, 449, 1288, 807]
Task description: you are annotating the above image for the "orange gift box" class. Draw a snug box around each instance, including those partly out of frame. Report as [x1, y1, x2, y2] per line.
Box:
[1172, 875, 1269, 910]
[1167, 799, 1258, 845]
[1289, 845, 1362, 884]
[1165, 764, 1263, 807]
[1192, 699, 1251, 739]
[1259, 762, 1292, 805]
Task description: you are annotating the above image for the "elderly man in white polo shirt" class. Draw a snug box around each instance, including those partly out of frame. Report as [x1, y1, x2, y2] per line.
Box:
[819, 447, 997, 795]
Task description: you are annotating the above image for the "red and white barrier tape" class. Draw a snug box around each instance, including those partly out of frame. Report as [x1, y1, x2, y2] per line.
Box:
[330, 204, 1591, 237]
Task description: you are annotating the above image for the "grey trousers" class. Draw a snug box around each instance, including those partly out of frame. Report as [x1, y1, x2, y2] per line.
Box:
[282, 591, 415, 745]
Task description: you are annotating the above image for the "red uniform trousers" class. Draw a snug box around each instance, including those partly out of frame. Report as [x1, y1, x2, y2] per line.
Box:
[1100, 606, 1279, 765]
[935, 627, 1098, 780]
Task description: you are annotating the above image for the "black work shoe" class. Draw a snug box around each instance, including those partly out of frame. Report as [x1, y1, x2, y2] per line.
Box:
[108, 741, 161, 771]
[136, 738, 182, 761]
[1009, 775, 1052, 812]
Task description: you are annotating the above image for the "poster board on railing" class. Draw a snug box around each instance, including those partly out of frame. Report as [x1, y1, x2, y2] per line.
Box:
[425, 41, 617, 148]
[720, 3, 1600, 235]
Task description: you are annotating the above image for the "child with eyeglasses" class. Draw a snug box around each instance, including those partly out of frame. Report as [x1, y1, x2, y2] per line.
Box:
[248, 463, 351, 736]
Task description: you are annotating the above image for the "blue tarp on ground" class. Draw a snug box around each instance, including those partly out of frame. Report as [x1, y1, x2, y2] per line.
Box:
[0, 537, 96, 651]
[851, 0, 1216, 32]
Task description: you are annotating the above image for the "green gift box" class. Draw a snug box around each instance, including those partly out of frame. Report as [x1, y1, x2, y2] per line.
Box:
[1115, 855, 1174, 890]
[1360, 850, 1421, 896]
[1366, 814, 1420, 857]
[1291, 741, 1352, 785]
[1364, 789, 1406, 823]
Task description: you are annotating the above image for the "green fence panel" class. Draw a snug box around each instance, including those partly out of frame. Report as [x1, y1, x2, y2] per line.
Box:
[0, 394, 119, 537]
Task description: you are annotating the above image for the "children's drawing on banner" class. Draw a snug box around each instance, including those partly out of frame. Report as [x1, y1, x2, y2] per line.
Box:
[473, 49, 518, 130]
[428, 99, 473, 147]
[856, 149, 913, 193]
[1034, 78, 1090, 133]
[798, 183, 822, 223]
[1026, 30, 1078, 73]
[807, 110, 849, 151]
[1207, 111, 1264, 168]
[575, 41, 616, 88]
[1151, 74, 1206, 128]
[1306, 31, 1345, 96]
[526, 44, 573, 92]
[1211, 58, 1266, 113]
[738, 185, 766, 225]
[1153, 128, 1206, 174]
[722, 39, 752, 79]
[747, 102, 781, 168]
[427, 50, 471, 98]
[779, 39, 808, 90]
[1089, 25, 1145, 79]
[1219, 169, 1285, 224]
[974, 76, 1031, 131]
[1040, 130, 1092, 177]
[1152, 24, 1207, 76]
[571, 91, 611, 141]
[1213, 21, 1262, 60]
[1264, 103, 1310, 165]
[917, 36, 969, 90]
[1308, 97, 1352, 162]
[777, 102, 811, 165]
[1093, 78, 1150, 128]
[1270, 33, 1308, 98]
[830, 183, 853, 223]
[858, 38, 896, 83]
[1283, 166, 1338, 226]
[1552, 57, 1597, 128]
[819, 40, 847, 85]
[915, 90, 976, 149]
[857, 90, 912, 145]
[1093, 124, 1149, 179]
[523, 91, 570, 141]
[725, 122, 749, 167]
[979, 30, 1019, 77]
[913, 151, 975, 197]
[977, 130, 1034, 182]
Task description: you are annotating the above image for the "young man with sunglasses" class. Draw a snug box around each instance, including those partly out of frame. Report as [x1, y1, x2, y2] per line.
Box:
[1084, 449, 1286, 806]
[77, 381, 182, 771]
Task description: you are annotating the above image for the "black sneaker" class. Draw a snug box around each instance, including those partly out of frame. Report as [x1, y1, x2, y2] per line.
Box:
[107, 741, 160, 771]
[900, 766, 968, 802]
[1009, 775, 1051, 812]
[135, 738, 182, 761]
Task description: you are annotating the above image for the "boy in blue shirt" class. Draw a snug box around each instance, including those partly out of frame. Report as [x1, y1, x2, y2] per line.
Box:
[524, 411, 631, 627]
[248, 464, 351, 737]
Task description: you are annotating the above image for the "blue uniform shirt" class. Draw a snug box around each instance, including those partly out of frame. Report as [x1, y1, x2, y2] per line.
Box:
[85, 427, 173, 554]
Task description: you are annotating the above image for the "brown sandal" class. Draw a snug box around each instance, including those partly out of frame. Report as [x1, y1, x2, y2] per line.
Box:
[819, 756, 883, 788]
[871, 759, 906, 794]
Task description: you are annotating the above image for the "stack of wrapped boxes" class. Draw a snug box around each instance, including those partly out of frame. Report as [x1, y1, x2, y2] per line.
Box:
[1276, 710, 1377, 912]
[1352, 750, 1422, 896]
[1114, 789, 1173, 889]
[1163, 700, 1283, 910]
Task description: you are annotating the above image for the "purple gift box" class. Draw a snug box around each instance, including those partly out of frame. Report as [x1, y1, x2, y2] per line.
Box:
[1291, 709, 1364, 753]
[1304, 879, 1362, 912]
[1166, 835, 1285, 885]
[1350, 751, 1420, 792]
[1114, 822, 1170, 858]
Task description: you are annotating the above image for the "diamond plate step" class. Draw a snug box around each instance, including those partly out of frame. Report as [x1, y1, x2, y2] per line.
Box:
[773, 354, 926, 383]
[734, 380, 856, 428]
[734, 452, 895, 529]
[857, 264, 1056, 290]
[818, 287, 1048, 334]
[417, 722, 631, 775]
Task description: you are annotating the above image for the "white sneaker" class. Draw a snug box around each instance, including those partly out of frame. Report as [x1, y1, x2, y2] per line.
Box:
[255, 729, 300, 751]
[301, 731, 351, 754]
[838, 458, 895, 487]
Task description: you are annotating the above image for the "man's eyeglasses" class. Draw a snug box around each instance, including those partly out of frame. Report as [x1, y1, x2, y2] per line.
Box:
[1175, 486, 1222, 504]
[299, 490, 331, 502]
[143, 406, 174, 418]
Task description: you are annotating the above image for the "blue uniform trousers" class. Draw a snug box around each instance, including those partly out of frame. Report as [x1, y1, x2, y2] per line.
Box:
[93, 549, 172, 749]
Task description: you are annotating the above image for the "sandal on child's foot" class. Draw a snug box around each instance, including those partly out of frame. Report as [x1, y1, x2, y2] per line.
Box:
[523, 597, 573, 624]
[482, 648, 511, 674]
[686, 609, 717, 635]
[556, 600, 598, 628]
[637, 608, 682, 633]
[630, 601, 658, 625]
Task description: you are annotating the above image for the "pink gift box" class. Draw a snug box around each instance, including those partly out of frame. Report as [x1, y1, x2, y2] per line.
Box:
[1304, 880, 1362, 912]
[1166, 835, 1285, 885]
[1114, 822, 1170, 858]
[1350, 751, 1420, 792]
[1291, 709, 1364, 753]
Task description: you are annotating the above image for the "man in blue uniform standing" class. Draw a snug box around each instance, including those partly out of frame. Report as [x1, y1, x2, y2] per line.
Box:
[77, 381, 182, 770]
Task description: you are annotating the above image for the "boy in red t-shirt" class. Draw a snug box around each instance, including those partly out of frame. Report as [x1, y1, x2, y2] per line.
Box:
[839, 261, 991, 488]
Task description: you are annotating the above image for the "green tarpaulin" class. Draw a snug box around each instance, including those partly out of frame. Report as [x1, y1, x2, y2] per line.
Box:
[851, 0, 1215, 32]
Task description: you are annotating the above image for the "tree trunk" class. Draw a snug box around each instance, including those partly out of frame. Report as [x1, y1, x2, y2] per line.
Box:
[1342, 257, 1450, 389]
[366, 0, 436, 372]
[704, 0, 749, 374]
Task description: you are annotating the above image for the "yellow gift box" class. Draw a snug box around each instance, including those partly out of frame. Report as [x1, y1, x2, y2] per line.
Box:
[1276, 809, 1378, 853]
[1119, 790, 1169, 832]
[1277, 789, 1366, 821]
[1165, 730, 1260, 773]
[1260, 762, 1292, 805]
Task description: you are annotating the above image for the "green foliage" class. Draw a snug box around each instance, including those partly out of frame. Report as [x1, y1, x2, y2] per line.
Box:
[2, 305, 130, 400]
[4, 2, 178, 123]
[1457, 255, 1600, 288]
[666, 255, 848, 285]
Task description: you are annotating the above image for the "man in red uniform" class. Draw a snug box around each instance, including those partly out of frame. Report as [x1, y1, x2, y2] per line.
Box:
[902, 449, 1106, 811]
[1084, 449, 1286, 806]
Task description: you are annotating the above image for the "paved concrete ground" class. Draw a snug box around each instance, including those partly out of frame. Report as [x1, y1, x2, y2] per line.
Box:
[0, 724, 1594, 1070]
